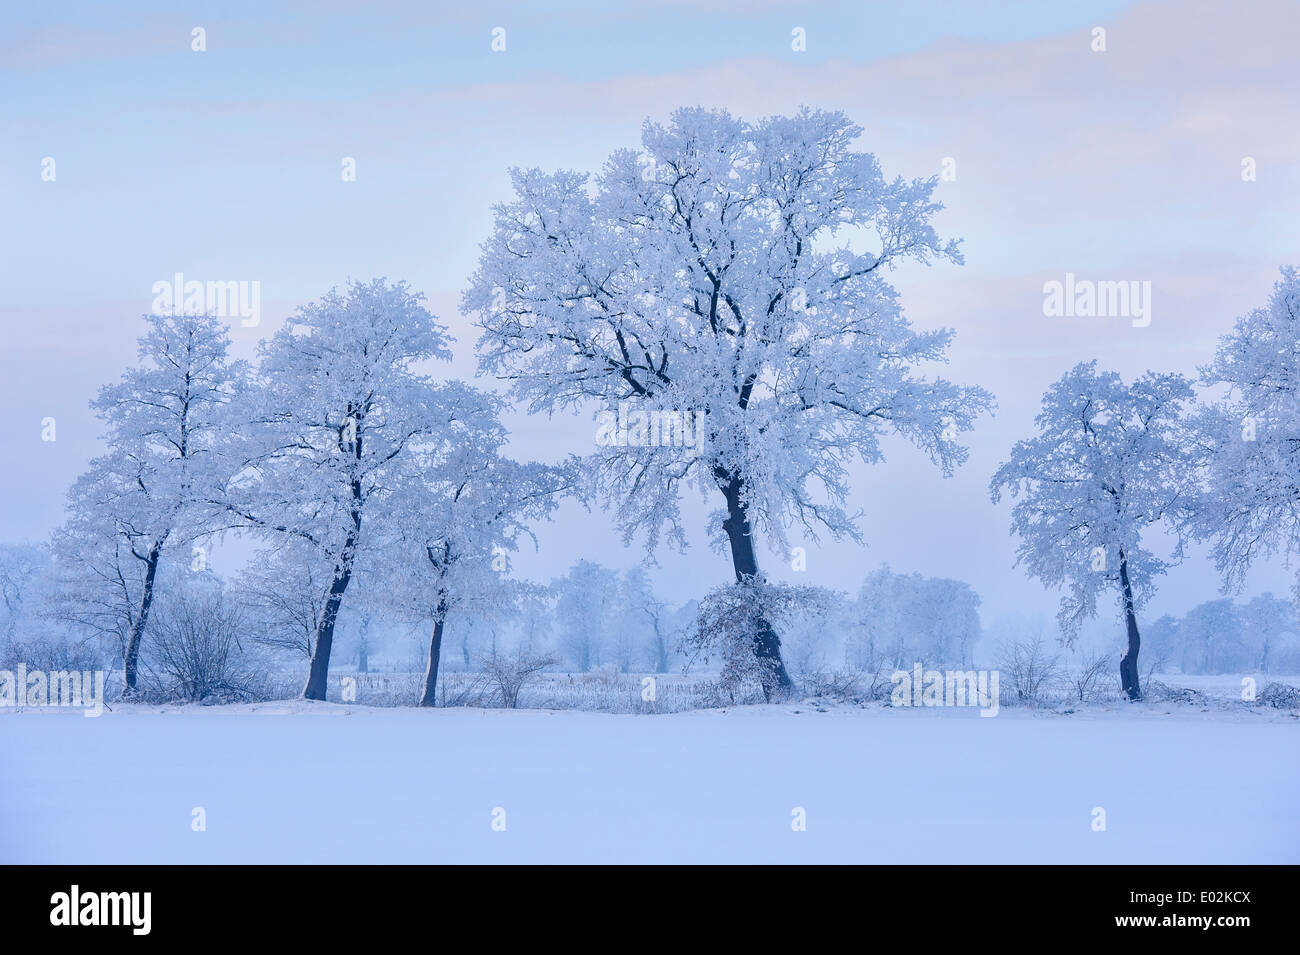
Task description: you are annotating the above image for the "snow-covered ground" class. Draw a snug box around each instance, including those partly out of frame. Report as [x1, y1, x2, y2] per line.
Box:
[2, 700, 1296, 864]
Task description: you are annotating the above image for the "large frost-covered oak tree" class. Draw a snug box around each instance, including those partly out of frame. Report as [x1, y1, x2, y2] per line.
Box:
[51, 312, 245, 694]
[465, 107, 992, 699]
[990, 362, 1195, 701]
[1185, 267, 1300, 597]
[219, 279, 451, 700]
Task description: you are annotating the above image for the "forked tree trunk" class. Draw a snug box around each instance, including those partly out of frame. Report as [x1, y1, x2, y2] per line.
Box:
[122, 539, 164, 696]
[418, 599, 448, 708]
[717, 471, 795, 701]
[1118, 550, 1143, 701]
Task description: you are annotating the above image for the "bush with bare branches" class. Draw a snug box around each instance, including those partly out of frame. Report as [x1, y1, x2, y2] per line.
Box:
[142, 585, 267, 703]
[1071, 650, 1113, 703]
[996, 636, 1063, 705]
[478, 648, 558, 708]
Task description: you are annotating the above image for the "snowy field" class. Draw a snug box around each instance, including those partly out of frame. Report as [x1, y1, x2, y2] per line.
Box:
[2, 700, 1296, 864]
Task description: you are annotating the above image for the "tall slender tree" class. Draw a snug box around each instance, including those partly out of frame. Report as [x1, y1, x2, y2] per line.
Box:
[381, 382, 572, 706]
[51, 311, 244, 694]
[990, 362, 1195, 700]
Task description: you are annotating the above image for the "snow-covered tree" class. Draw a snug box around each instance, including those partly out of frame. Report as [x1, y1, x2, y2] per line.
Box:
[847, 564, 981, 669]
[552, 561, 620, 672]
[337, 600, 379, 674]
[466, 107, 992, 698]
[847, 565, 911, 670]
[51, 311, 244, 694]
[618, 567, 673, 673]
[511, 586, 554, 655]
[928, 577, 982, 667]
[233, 542, 332, 661]
[1242, 593, 1300, 673]
[0, 543, 52, 643]
[219, 278, 451, 700]
[1186, 267, 1300, 596]
[1149, 594, 1298, 675]
[1143, 613, 1181, 675]
[990, 362, 1196, 700]
[380, 382, 572, 706]
[1178, 598, 1244, 675]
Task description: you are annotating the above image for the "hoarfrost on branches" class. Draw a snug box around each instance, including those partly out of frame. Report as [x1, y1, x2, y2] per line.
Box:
[466, 107, 992, 695]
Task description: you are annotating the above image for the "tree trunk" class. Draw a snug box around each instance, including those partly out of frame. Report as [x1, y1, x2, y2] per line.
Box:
[302, 564, 352, 701]
[418, 601, 448, 708]
[302, 480, 362, 701]
[1118, 550, 1143, 701]
[716, 471, 795, 701]
[122, 540, 164, 696]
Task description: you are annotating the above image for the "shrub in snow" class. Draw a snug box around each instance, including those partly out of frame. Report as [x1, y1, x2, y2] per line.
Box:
[140, 583, 267, 703]
[434, 672, 494, 708]
[798, 668, 869, 702]
[801, 662, 940, 705]
[1070, 650, 1114, 703]
[479, 648, 559, 709]
[995, 637, 1063, 705]
[685, 581, 839, 704]
[1, 635, 103, 673]
[1258, 681, 1300, 709]
[1144, 681, 1205, 705]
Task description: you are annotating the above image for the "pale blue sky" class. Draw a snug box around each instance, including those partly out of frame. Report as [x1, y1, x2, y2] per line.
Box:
[3, 0, 1298, 628]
